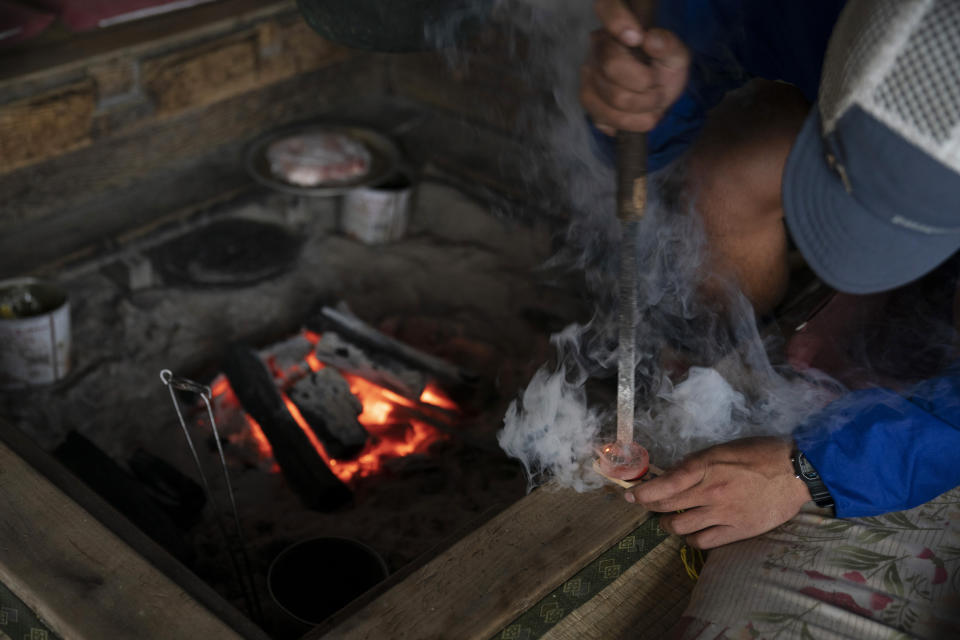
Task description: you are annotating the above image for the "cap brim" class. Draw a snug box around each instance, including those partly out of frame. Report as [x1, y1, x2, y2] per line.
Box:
[783, 110, 959, 294]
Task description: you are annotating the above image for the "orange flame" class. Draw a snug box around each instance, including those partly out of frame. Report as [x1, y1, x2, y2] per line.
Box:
[327, 373, 447, 482]
[246, 415, 280, 473]
[209, 330, 457, 484]
[420, 383, 458, 410]
[305, 352, 324, 372]
[282, 393, 338, 462]
[211, 376, 230, 397]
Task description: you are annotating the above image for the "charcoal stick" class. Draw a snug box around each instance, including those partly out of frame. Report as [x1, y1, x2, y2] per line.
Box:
[53, 431, 194, 562]
[222, 344, 351, 511]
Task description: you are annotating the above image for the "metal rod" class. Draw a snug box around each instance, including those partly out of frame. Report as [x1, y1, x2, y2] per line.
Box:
[615, 220, 640, 445]
[159, 369, 263, 622]
[614, 117, 647, 448]
[613, 0, 657, 446]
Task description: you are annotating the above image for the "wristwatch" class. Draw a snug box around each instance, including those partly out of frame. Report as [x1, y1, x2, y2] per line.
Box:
[791, 447, 835, 508]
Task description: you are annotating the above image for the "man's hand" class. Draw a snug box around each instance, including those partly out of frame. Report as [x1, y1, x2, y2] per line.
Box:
[580, 0, 691, 135]
[624, 437, 812, 549]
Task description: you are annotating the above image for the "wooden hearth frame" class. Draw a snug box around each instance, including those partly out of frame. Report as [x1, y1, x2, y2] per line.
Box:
[307, 480, 690, 640]
[0, 418, 269, 640]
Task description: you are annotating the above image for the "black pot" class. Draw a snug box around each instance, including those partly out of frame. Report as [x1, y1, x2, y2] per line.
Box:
[296, 0, 494, 52]
[267, 537, 389, 625]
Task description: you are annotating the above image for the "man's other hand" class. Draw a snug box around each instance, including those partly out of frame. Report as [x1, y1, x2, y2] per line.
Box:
[580, 0, 691, 135]
[624, 437, 812, 549]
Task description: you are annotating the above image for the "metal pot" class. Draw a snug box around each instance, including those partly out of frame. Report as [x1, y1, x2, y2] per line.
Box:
[267, 537, 389, 625]
[296, 0, 493, 52]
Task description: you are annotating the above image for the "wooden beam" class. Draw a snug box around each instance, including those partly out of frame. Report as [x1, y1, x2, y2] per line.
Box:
[0, 58, 386, 279]
[309, 484, 651, 640]
[0, 419, 269, 640]
[0, 0, 295, 86]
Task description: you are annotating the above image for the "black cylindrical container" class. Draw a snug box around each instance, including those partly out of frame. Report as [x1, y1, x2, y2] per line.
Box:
[268, 537, 389, 625]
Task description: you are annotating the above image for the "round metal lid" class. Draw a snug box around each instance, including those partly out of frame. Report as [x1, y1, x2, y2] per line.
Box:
[244, 124, 401, 197]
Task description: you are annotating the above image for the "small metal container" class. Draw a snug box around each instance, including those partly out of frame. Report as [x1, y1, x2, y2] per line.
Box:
[267, 536, 389, 625]
[340, 173, 414, 245]
[0, 278, 71, 389]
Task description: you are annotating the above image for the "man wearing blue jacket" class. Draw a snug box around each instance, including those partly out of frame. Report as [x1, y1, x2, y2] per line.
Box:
[583, 0, 960, 636]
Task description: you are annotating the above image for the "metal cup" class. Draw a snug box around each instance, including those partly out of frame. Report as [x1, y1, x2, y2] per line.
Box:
[0, 278, 71, 389]
[340, 173, 414, 245]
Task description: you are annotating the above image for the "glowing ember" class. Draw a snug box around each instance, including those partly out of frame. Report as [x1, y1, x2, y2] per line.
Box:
[246, 415, 280, 473]
[211, 376, 230, 397]
[282, 393, 335, 460]
[305, 352, 324, 372]
[209, 330, 458, 484]
[420, 383, 457, 410]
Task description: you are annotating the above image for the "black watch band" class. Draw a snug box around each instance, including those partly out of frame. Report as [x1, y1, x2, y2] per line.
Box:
[791, 448, 834, 508]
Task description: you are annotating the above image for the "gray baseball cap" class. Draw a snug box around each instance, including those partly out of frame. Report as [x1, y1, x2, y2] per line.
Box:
[783, 0, 960, 294]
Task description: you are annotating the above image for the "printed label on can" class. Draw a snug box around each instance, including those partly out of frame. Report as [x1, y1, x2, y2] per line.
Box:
[341, 183, 412, 245]
[0, 279, 71, 389]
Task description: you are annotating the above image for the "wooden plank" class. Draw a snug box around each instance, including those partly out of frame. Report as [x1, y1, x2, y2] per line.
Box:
[311, 484, 650, 640]
[0, 0, 295, 87]
[0, 56, 385, 278]
[0, 419, 269, 640]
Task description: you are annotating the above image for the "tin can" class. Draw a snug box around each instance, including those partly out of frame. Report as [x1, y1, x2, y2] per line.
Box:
[0, 278, 71, 389]
[340, 173, 413, 245]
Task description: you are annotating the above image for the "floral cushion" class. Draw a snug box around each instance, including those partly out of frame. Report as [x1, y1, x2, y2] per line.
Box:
[669, 486, 960, 639]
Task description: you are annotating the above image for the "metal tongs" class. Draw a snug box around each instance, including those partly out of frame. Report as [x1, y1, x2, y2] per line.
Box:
[160, 369, 263, 622]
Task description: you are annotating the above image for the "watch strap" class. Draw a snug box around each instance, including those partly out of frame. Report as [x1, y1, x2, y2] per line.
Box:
[791, 448, 835, 508]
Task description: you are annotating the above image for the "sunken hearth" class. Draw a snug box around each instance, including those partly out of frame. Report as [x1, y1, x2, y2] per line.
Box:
[0, 179, 586, 637]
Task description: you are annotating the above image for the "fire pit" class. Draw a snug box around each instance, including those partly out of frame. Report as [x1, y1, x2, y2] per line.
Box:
[0, 177, 587, 637]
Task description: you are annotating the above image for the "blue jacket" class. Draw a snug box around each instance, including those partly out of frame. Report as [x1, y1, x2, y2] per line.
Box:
[795, 364, 960, 517]
[593, 0, 844, 170]
[593, 0, 960, 516]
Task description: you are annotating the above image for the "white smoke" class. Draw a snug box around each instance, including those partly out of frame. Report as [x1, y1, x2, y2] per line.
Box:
[430, 1, 845, 488]
[658, 367, 749, 444]
[499, 366, 606, 492]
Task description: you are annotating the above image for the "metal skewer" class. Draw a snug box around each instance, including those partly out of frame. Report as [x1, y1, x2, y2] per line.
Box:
[614, 0, 657, 448]
[160, 369, 263, 622]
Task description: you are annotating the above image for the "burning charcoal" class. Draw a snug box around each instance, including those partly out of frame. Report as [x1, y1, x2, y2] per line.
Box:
[260, 333, 314, 381]
[310, 304, 478, 386]
[128, 448, 207, 529]
[222, 344, 352, 511]
[314, 331, 425, 400]
[288, 368, 368, 459]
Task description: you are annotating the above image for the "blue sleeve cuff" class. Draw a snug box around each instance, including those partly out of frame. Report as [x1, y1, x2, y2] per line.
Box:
[794, 367, 960, 518]
[587, 107, 699, 173]
[586, 58, 737, 173]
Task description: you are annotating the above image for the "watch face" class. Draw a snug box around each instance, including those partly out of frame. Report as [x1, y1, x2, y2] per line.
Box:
[798, 453, 820, 481]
